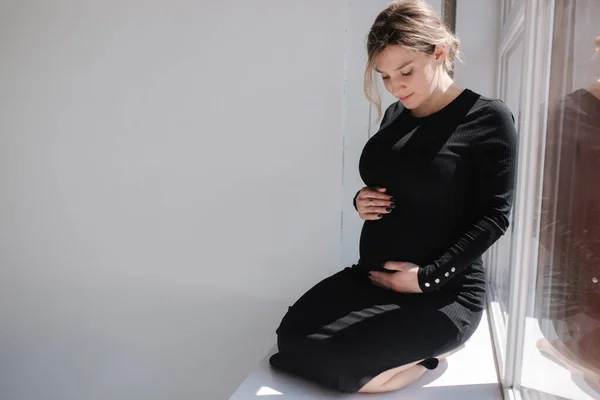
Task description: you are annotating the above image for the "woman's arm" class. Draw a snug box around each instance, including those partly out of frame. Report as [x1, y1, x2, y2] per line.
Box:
[417, 100, 518, 292]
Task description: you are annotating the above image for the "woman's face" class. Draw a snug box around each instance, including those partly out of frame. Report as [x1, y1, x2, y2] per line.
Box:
[374, 45, 444, 109]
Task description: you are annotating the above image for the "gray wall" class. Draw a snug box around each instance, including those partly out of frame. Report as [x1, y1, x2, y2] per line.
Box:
[572, 0, 600, 90]
[453, 0, 500, 98]
[0, 1, 345, 399]
[0, 0, 501, 398]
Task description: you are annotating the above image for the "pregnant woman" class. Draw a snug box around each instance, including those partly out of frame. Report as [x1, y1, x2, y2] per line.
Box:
[269, 0, 517, 393]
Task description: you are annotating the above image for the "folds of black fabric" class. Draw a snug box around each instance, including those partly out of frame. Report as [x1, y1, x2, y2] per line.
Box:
[269, 89, 516, 393]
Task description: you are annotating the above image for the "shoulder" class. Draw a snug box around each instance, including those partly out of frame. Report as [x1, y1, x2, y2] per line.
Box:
[469, 94, 515, 126]
[461, 93, 517, 146]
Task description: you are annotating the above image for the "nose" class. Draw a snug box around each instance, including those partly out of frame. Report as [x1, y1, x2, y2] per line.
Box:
[390, 79, 407, 99]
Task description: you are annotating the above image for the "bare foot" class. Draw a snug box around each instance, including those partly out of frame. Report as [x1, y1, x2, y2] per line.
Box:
[436, 350, 453, 362]
[537, 338, 600, 393]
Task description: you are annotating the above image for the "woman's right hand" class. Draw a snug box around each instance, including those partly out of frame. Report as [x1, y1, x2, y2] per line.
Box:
[355, 187, 395, 220]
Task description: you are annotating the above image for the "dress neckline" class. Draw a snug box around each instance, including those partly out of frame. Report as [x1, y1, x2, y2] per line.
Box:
[406, 88, 474, 121]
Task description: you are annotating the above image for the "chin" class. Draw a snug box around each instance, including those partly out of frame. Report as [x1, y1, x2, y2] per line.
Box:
[398, 97, 420, 109]
[396, 92, 420, 106]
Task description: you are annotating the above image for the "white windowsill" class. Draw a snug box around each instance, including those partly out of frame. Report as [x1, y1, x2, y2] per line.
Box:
[521, 316, 600, 400]
[229, 310, 501, 399]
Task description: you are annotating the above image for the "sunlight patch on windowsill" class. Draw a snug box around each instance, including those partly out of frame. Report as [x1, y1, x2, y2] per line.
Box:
[255, 386, 283, 396]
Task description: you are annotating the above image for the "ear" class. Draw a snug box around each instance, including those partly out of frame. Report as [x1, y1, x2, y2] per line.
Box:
[434, 44, 447, 64]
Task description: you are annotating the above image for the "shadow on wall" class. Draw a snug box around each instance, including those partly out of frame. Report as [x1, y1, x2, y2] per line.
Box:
[0, 276, 283, 400]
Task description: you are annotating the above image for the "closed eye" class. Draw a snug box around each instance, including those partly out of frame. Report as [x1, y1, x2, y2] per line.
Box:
[381, 69, 413, 80]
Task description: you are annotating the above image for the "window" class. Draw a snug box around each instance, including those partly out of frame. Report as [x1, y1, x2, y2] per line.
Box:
[522, 1, 600, 398]
[489, 1, 600, 399]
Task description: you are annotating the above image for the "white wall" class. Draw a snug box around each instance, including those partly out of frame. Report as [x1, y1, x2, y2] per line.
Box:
[573, 0, 600, 90]
[0, 1, 345, 399]
[454, 0, 500, 97]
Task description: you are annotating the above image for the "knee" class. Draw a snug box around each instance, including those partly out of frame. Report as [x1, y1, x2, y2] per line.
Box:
[275, 306, 294, 334]
[268, 352, 283, 369]
[275, 306, 296, 351]
[276, 332, 292, 353]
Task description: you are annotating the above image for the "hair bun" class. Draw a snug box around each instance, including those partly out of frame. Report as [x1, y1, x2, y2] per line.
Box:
[447, 37, 460, 62]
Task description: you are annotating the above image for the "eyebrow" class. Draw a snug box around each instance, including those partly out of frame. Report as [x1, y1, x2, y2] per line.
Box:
[374, 61, 413, 74]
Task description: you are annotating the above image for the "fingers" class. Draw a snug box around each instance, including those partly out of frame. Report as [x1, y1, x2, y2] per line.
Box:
[371, 280, 389, 290]
[388, 261, 417, 271]
[360, 187, 394, 201]
[360, 213, 385, 221]
[369, 276, 387, 289]
[356, 187, 396, 220]
[357, 196, 395, 213]
[361, 198, 395, 208]
[358, 203, 395, 220]
[362, 206, 393, 216]
[369, 271, 390, 283]
[380, 262, 403, 272]
[396, 262, 418, 271]
[369, 271, 393, 290]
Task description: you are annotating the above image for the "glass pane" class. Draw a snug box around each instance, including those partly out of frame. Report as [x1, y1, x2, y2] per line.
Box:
[497, 25, 522, 321]
[521, 1, 600, 398]
[487, 31, 524, 367]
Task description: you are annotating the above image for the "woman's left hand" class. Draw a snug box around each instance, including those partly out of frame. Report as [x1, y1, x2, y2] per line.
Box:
[369, 261, 423, 293]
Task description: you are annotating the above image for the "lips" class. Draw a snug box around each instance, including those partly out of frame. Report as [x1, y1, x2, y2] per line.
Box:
[399, 93, 413, 101]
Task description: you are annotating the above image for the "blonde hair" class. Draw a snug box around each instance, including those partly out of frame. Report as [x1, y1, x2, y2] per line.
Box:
[364, 0, 460, 121]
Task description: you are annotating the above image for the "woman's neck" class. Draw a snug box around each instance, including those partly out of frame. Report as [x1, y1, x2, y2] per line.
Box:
[411, 72, 464, 118]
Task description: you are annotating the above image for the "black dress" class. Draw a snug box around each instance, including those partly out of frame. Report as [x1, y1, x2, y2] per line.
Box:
[269, 89, 517, 393]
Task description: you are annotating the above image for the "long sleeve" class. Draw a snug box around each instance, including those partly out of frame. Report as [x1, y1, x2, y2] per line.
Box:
[417, 100, 518, 293]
